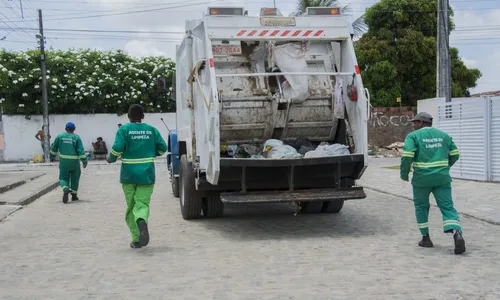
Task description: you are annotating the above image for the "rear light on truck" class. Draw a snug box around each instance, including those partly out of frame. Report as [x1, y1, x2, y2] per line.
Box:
[306, 7, 341, 16]
[208, 7, 244, 16]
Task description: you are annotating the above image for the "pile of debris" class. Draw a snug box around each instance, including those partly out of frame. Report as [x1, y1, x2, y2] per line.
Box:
[221, 138, 351, 159]
[369, 142, 405, 158]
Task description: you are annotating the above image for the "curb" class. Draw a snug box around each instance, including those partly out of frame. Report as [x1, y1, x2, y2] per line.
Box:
[0, 173, 46, 194]
[362, 185, 500, 226]
[5, 181, 60, 206]
[0, 205, 23, 222]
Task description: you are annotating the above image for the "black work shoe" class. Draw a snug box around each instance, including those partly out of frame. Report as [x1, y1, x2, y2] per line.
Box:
[72, 194, 79, 201]
[418, 235, 434, 248]
[130, 242, 142, 249]
[138, 220, 150, 247]
[62, 188, 70, 204]
[454, 231, 466, 255]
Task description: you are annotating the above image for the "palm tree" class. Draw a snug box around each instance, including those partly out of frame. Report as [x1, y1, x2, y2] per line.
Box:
[291, 0, 368, 40]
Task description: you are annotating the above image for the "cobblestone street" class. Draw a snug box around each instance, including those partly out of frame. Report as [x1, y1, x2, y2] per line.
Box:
[1, 164, 499, 299]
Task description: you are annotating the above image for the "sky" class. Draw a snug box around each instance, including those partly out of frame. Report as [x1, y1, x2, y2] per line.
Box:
[0, 0, 499, 94]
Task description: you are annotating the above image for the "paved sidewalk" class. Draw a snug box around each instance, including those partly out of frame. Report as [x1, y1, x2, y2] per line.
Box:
[359, 157, 500, 225]
[1, 165, 500, 299]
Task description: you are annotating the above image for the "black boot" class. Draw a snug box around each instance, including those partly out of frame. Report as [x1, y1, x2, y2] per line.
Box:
[137, 219, 150, 247]
[62, 188, 70, 204]
[130, 242, 142, 249]
[72, 194, 79, 201]
[453, 231, 466, 255]
[418, 235, 434, 248]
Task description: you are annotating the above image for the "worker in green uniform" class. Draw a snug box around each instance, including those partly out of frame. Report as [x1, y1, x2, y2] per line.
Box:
[400, 112, 466, 255]
[50, 122, 88, 204]
[107, 104, 167, 249]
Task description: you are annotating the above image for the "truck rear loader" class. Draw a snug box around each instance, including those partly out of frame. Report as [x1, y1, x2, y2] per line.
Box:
[167, 6, 371, 219]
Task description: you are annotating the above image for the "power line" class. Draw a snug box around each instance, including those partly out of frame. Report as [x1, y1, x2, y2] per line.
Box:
[7, 0, 224, 22]
[0, 27, 185, 34]
[7, 2, 500, 22]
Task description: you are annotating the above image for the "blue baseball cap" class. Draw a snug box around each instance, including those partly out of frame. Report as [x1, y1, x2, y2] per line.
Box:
[65, 122, 76, 130]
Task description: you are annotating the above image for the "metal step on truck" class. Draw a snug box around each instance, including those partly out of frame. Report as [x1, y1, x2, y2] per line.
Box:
[166, 6, 371, 220]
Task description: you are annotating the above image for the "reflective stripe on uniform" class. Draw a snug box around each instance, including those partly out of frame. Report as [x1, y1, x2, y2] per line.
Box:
[417, 222, 429, 228]
[59, 154, 80, 159]
[402, 151, 415, 158]
[50, 151, 57, 156]
[111, 149, 122, 156]
[449, 149, 460, 156]
[158, 151, 165, 155]
[121, 157, 155, 164]
[412, 160, 449, 168]
[443, 220, 461, 226]
[79, 155, 87, 159]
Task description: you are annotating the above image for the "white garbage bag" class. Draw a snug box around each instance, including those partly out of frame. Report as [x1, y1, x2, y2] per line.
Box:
[304, 144, 350, 158]
[263, 139, 302, 159]
[272, 43, 309, 103]
[263, 139, 284, 152]
[267, 145, 302, 159]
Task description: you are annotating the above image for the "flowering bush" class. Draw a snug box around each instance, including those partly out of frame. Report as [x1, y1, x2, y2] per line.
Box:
[0, 49, 175, 117]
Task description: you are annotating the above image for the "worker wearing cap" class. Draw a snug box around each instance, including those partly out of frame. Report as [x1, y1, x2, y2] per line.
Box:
[400, 112, 466, 255]
[50, 122, 88, 204]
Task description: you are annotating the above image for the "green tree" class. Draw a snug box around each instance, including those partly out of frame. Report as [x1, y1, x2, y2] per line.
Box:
[0, 49, 175, 118]
[354, 0, 481, 107]
[292, 0, 368, 38]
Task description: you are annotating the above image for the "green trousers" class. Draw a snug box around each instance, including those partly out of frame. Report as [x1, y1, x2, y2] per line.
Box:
[122, 184, 154, 243]
[412, 183, 462, 236]
[59, 162, 81, 194]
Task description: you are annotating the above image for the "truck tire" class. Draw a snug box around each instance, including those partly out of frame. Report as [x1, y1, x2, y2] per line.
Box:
[203, 195, 224, 218]
[179, 155, 203, 220]
[322, 199, 345, 213]
[171, 177, 179, 198]
[300, 201, 323, 214]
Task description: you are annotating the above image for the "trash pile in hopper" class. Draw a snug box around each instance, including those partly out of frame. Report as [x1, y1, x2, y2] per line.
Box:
[220, 137, 351, 159]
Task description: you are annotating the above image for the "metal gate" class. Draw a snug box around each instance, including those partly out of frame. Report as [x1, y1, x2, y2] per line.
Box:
[436, 98, 489, 181]
[490, 97, 500, 181]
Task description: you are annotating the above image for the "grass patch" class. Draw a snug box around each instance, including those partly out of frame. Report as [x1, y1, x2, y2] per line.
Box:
[383, 165, 400, 170]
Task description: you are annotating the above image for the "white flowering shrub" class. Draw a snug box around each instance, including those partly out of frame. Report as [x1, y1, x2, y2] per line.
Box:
[0, 49, 175, 117]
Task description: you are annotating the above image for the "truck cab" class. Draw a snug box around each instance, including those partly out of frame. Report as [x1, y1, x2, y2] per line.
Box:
[168, 6, 371, 219]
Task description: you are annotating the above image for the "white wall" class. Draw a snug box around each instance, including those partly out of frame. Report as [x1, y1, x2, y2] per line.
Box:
[417, 97, 445, 127]
[3, 113, 176, 161]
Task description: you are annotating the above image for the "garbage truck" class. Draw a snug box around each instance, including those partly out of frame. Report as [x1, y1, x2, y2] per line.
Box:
[166, 6, 371, 219]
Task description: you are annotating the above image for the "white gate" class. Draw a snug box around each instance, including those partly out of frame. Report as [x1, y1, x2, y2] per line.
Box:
[490, 97, 500, 181]
[436, 98, 489, 181]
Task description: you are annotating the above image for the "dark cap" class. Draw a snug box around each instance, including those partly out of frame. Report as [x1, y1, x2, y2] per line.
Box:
[411, 112, 433, 123]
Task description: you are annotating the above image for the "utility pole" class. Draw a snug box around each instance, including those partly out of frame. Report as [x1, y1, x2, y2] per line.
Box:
[19, 0, 24, 18]
[38, 9, 50, 163]
[273, 0, 276, 8]
[437, 0, 451, 103]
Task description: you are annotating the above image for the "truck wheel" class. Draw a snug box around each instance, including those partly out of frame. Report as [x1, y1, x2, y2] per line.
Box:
[322, 200, 345, 213]
[203, 195, 224, 218]
[300, 201, 323, 214]
[179, 155, 202, 219]
[171, 177, 179, 198]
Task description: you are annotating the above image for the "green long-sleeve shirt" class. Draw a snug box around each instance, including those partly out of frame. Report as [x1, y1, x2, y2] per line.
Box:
[108, 122, 167, 185]
[50, 132, 88, 166]
[400, 127, 460, 187]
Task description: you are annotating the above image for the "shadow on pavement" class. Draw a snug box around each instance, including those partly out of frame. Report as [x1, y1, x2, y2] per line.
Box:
[195, 202, 393, 241]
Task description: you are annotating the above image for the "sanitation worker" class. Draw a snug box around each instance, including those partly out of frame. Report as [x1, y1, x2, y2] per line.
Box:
[107, 104, 167, 249]
[400, 112, 466, 255]
[50, 122, 88, 203]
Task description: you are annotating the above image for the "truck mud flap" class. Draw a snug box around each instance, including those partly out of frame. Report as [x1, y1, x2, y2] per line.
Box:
[220, 187, 366, 204]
